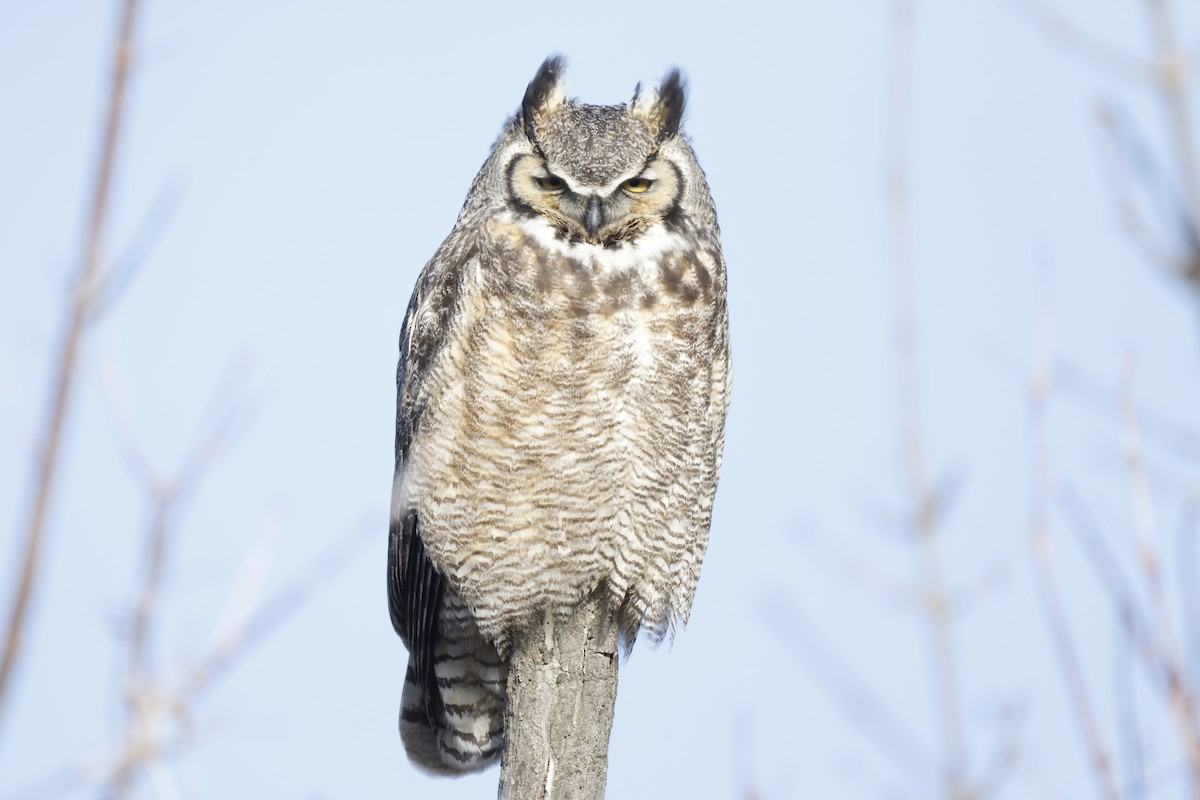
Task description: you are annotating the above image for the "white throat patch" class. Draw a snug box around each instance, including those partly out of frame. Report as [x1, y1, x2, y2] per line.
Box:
[508, 211, 686, 274]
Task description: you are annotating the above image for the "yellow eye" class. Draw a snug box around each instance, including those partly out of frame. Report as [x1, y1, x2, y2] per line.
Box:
[535, 175, 566, 193]
[622, 177, 653, 194]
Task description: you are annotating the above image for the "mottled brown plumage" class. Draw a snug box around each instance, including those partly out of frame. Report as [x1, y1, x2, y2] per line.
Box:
[388, 55, 730, 775]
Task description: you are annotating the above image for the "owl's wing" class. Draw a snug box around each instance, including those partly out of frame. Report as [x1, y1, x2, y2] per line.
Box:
[387, 288, 442, 722]
[387, 509, 443, 721]
[387, 231, 475, 722]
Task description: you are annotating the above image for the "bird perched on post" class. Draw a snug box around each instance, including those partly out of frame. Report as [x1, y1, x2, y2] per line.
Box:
[387, 55, 730, 775]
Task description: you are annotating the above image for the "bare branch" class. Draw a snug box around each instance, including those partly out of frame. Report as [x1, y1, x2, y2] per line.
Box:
[0, 0, 141, 738]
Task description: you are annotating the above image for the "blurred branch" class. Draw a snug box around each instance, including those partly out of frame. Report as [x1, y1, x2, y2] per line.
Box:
[0, 0, 141, 740]
[997, 0, 1154, 82]
[885, 1, 971, 794]
[181, 514, 374, 701]
[1115, 608, 1148, 800]
[1027, 331, 1121, 800]
[792, 517, 1020, 619]
[1060, 489, 1172, 689]
[1181, 499, 1200, 685]
[1005, 0, 1200, 286]
[1032, 520, 1123, 800]
[5, 341, 371, 797]
[4, 513, 373, 800]
[1055, 360, 1200, 463]
[731, 712, 762, 800]
[791, 522, 913, 609]
[972, 703, 1025, 800]
[946, 534, 1024, 614]
[1118, 359, 1200, 789]
[101, 391, 244, 799]
[767, 596, 935, 779]
[91, 179, 184, 320]
[1147, 0, 1200, 245]
[1097, 103, 1194, 276]
[1027, 276, 1123, 800]
[1060, 488, 1200, 796]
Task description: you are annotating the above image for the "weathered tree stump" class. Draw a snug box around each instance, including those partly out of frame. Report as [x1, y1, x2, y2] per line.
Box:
[498, 593, 619, 800]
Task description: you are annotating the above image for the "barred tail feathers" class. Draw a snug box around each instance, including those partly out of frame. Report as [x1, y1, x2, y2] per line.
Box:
[399, 593, 508, 774]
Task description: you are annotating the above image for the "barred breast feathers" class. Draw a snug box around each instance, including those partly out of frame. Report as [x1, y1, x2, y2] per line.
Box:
[393, 201, 727, 653]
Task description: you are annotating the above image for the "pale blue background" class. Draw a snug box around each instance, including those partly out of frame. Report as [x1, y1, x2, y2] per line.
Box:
[2, 1, 1200, 798]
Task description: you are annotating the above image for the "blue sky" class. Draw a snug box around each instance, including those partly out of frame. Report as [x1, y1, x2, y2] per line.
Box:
[3, 1, 1200, 798]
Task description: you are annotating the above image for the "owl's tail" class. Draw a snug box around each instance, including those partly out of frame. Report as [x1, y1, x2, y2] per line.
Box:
[400, 595, 508, 774]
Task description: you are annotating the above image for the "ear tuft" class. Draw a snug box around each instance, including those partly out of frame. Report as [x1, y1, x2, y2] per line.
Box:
[521, 55, 568, 144]
[630, 67, 686, 142]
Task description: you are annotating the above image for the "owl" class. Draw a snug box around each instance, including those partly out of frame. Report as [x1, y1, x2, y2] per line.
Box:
[387, 55, 730, 775]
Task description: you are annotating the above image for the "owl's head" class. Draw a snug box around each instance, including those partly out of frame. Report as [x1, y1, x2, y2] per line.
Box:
[501, 56, 695, 247]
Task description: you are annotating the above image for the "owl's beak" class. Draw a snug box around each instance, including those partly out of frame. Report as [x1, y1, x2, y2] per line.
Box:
[584, 195, 603, 238]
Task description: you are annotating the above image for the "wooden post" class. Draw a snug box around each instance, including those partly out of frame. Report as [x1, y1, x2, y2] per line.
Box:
[498, 593, 619, 800]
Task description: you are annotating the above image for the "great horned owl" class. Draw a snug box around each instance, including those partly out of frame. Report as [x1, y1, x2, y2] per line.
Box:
[387, 56, 730, 775]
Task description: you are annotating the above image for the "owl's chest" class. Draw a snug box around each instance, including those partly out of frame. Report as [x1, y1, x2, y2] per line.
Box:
[413, 223, 722, 482]
[477, 237, 714, 386]
[404, 228, 724, 586]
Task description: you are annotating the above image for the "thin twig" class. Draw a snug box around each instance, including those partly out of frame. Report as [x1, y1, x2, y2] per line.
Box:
[1096, 104, 1192, 275]
[1118, 358, 1200, 790]
[885, 1, 969, 794]
[0, 0, 141, 738]
[1059, 489, 1173, 688]
[1147, 0, 1200, 242]
[6, 516, 373, 800]
[997, 0, 1154, 82]
[731, 712, 762, 800]
[1180, 499, 1200, 686]
[946, 534, 1025, 614]
[1115, 605, 1148, 800]
[766, 597, 936, 779]
[1119, 360, 1183, 667]
[790, 523, 914, 609]
[972, 703, 1025, 800]
[1031, 461, 1122, 800]
[181, 516, 375, 700]
[1055, 360, 1200, 463]
[100, 378, 246, 800]
[1027, 275, 1121, 800]
[91, 179, 184, 320]
[102, 488, 174, 800]
[1059, 487, 1200, 794]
